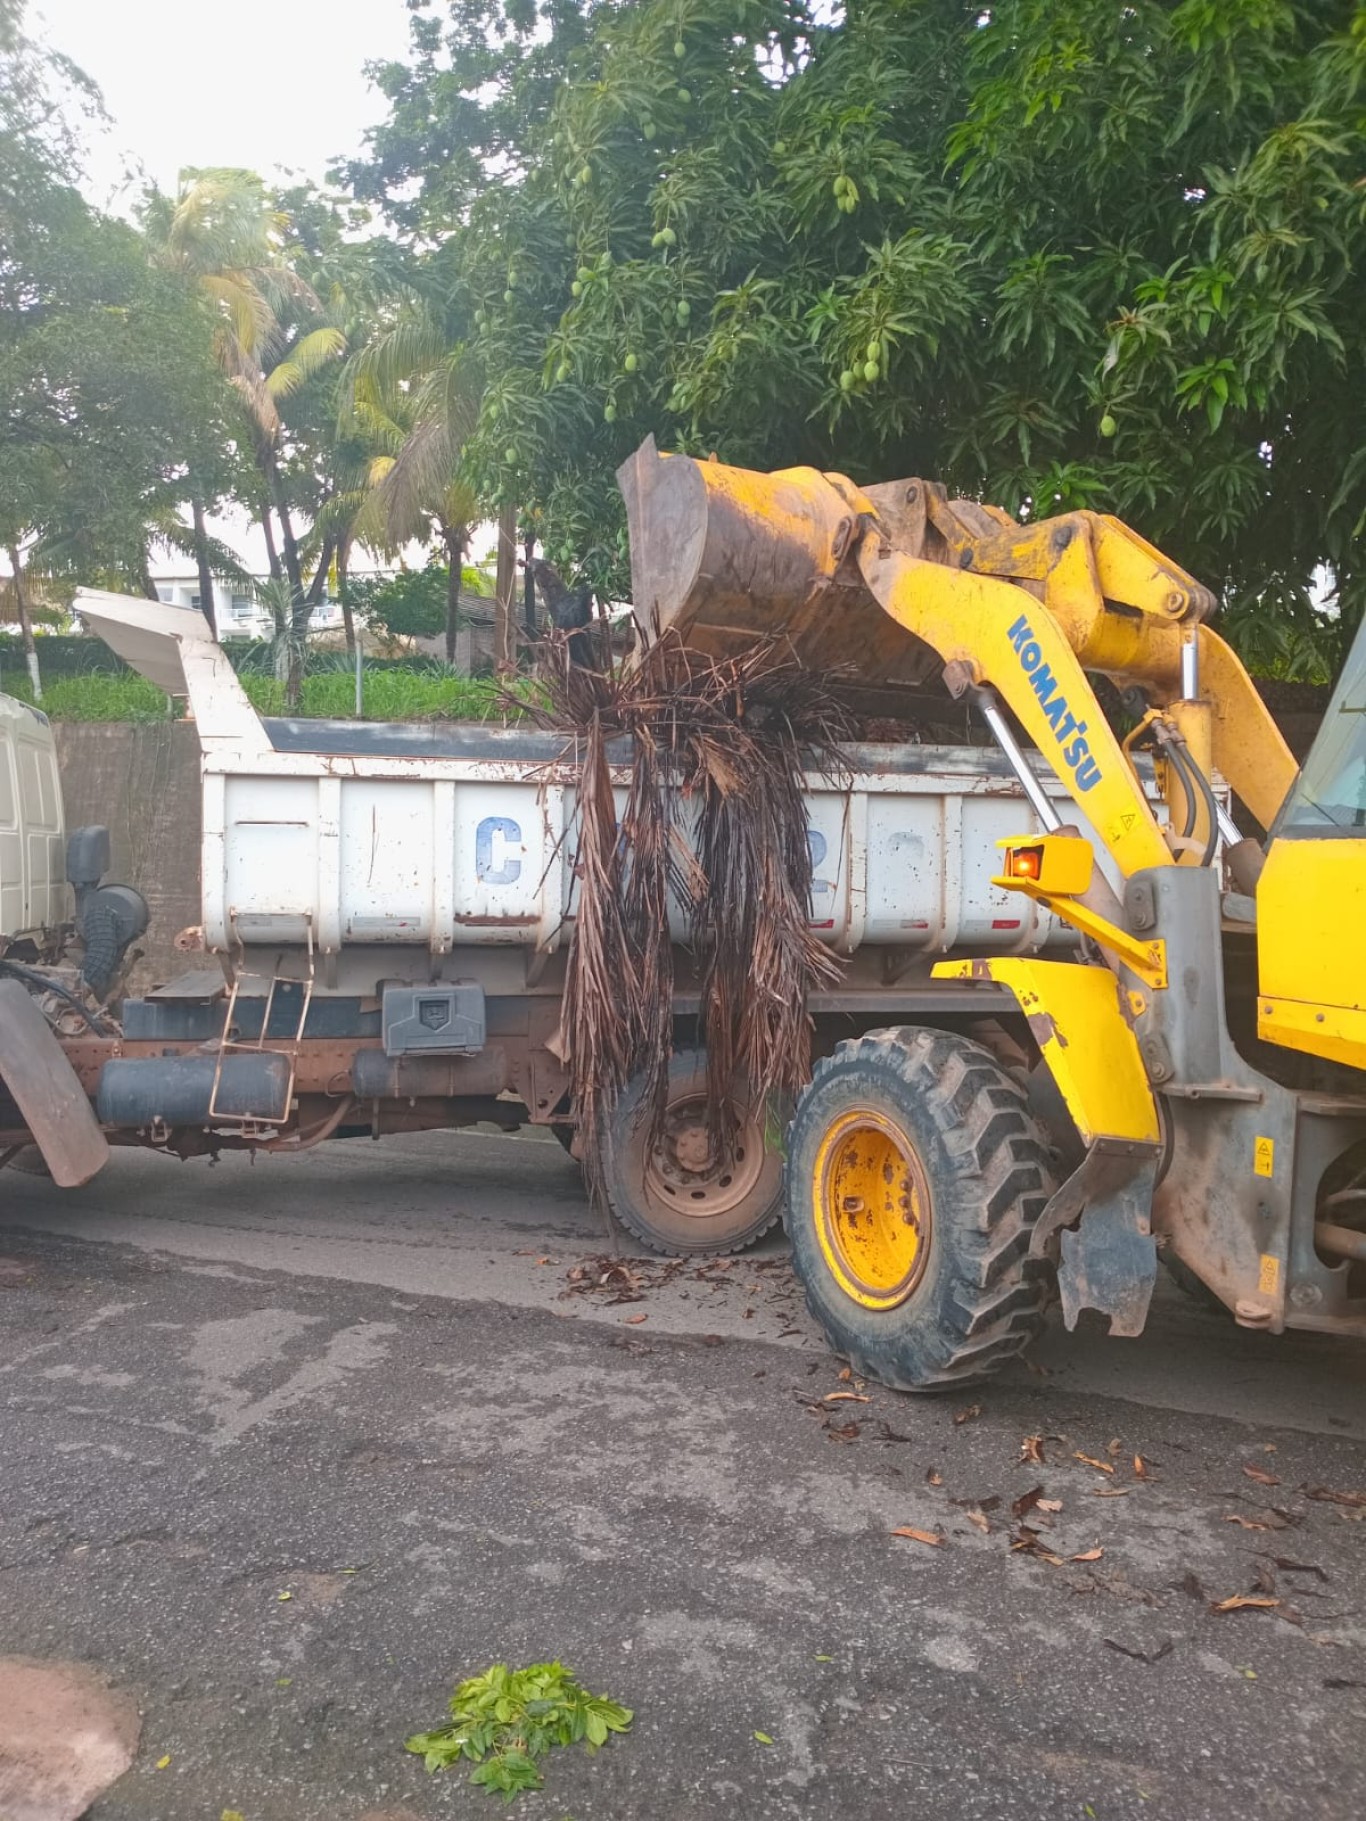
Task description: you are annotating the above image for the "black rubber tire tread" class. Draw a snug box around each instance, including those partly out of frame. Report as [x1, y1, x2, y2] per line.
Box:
[551, 1122, 578, 1159]
[1163, 1252, 1225, 1314]
[785, 1026, 1055, 1392]
[601, 1048, 784, 1258]
[79, 900, 123, 1000]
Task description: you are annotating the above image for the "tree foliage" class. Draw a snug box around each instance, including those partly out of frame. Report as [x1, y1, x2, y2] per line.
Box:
[0, 3, 226, 591]
[353, 560, 452, 642]
[347, 0, 1366, 677]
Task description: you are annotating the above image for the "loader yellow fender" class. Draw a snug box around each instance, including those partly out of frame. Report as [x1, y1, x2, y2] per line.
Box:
[933, 958, 1160, 1147]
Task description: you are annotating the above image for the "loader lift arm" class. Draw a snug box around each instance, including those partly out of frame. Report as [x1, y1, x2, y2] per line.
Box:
[619, 439, 1298, 872]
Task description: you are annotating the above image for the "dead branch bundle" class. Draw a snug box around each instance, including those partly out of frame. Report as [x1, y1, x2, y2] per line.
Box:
[522, 631, 854, 1204]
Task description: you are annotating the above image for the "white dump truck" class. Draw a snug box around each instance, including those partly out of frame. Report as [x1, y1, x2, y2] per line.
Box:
[0, 590, 1132, 1253]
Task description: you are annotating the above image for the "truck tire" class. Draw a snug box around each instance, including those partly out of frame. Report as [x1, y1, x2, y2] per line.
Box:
[601, 1049, 783, 1257]
[785, 1027, 1055, 1391]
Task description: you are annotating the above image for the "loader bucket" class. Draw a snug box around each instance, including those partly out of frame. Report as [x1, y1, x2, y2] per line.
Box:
[618, 435, 862, 638]
[616, 437, 943, 705]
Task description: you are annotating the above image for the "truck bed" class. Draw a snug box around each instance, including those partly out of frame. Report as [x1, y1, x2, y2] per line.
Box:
[74, 591, 1130, 963]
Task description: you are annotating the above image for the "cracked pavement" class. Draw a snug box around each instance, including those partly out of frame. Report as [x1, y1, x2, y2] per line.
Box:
[0, 1127, 1364, 1820]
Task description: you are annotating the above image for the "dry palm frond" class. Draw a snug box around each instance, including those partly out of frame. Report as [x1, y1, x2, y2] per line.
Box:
[523, 628, 853, 1206]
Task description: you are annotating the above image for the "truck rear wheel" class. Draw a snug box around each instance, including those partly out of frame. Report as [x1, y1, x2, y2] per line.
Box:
[785, 1027, 1054, 1391]
[601, 1049, 783, 1257]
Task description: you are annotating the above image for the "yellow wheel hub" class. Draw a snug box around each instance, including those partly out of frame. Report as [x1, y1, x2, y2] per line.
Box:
[813, 1109, 931, 1310]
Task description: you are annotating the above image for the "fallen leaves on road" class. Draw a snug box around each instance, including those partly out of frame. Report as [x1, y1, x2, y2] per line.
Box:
[1020, 1434, 1045, 1465]
[926, 1467, 943, 1486]
[1133, 1454, 1154, 1480]
[797, 1389, 872, 1444]
[1071, 1547, 1105, 1563]
[1074, 1452, 1115, 1474]
[1104, 1636, 1174, 1664]
[1210, 1594, 1281, 1613]
[1304, 1485, 1366, 1509]
[1273, 1557, 1328, 1582]
[624, 1313, 648, 1326]
[1010, 1526, 1064, 1566]
[891, 1526, 945, 1548]
[1094, 1487, 1130, 1498]
[964, 1509, 991, 1534]
[1242, 1464, 1280, 1486]
[564, 1257, 647, 1305]
[753, 1731, 774, 1745]
[953, 1404, 981, 1425]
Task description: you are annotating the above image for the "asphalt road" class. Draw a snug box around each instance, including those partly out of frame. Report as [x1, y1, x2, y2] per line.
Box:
[1, 1127, 1364, 1821]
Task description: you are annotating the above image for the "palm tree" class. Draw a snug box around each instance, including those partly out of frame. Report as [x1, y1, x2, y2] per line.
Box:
[342, 303, 485, 666]
[146, 169, 345, 634]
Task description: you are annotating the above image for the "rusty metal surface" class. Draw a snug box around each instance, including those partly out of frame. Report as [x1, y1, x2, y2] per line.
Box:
[0, 981, 109, 1187]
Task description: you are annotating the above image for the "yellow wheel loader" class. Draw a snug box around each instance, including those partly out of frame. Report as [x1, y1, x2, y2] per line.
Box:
[620, 437, 1366, 1389]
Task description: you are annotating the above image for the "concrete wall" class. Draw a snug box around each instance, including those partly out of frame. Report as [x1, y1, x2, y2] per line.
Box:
[53, 722, 202, 993]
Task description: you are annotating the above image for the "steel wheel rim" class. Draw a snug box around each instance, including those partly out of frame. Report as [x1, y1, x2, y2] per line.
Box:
[814, 1109, 931, 1309]
[644, 1094, 767, 1220]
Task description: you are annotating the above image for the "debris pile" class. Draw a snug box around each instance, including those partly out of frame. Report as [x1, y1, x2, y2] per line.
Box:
[523, 630, 853, 1201]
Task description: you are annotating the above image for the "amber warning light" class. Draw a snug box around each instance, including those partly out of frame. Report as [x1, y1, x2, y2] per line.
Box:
[1005, 845, 1044, 881]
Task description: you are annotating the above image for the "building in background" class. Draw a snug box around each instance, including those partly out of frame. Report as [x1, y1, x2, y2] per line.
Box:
[151, 573, 344, 641]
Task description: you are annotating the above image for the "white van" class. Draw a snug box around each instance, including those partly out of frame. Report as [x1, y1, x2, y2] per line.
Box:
[0, 693, 66, 937]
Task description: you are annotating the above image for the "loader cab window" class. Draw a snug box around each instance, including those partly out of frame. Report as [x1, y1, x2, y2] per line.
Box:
[1276, 621, 1366, 836]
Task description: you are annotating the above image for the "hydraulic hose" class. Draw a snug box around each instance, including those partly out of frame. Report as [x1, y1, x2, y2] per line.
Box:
[1150, 723, 1218, 867]
[1166, 736, 1220, 868]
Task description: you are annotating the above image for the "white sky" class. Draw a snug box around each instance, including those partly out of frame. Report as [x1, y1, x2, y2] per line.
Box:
[38, 0, 417, 209]
[26, 0, 434, 578]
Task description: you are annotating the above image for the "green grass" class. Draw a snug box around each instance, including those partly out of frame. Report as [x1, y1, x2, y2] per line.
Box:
[243, 669, 514, 721]
[6, 672, 174, 722]
[6, 665, 528, 724]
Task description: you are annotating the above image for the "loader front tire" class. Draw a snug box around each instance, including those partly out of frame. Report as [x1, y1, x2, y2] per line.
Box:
[785, 1028, 1054, 1391]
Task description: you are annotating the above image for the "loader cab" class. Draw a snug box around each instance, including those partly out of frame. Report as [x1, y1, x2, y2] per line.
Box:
[1256, 614, 1366, 1073]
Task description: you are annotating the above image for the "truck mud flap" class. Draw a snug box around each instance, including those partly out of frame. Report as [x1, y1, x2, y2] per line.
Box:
[0, 978, 109, 1187]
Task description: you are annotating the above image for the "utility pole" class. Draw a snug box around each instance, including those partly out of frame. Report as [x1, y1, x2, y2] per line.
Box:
[494, 503, 518, 675]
